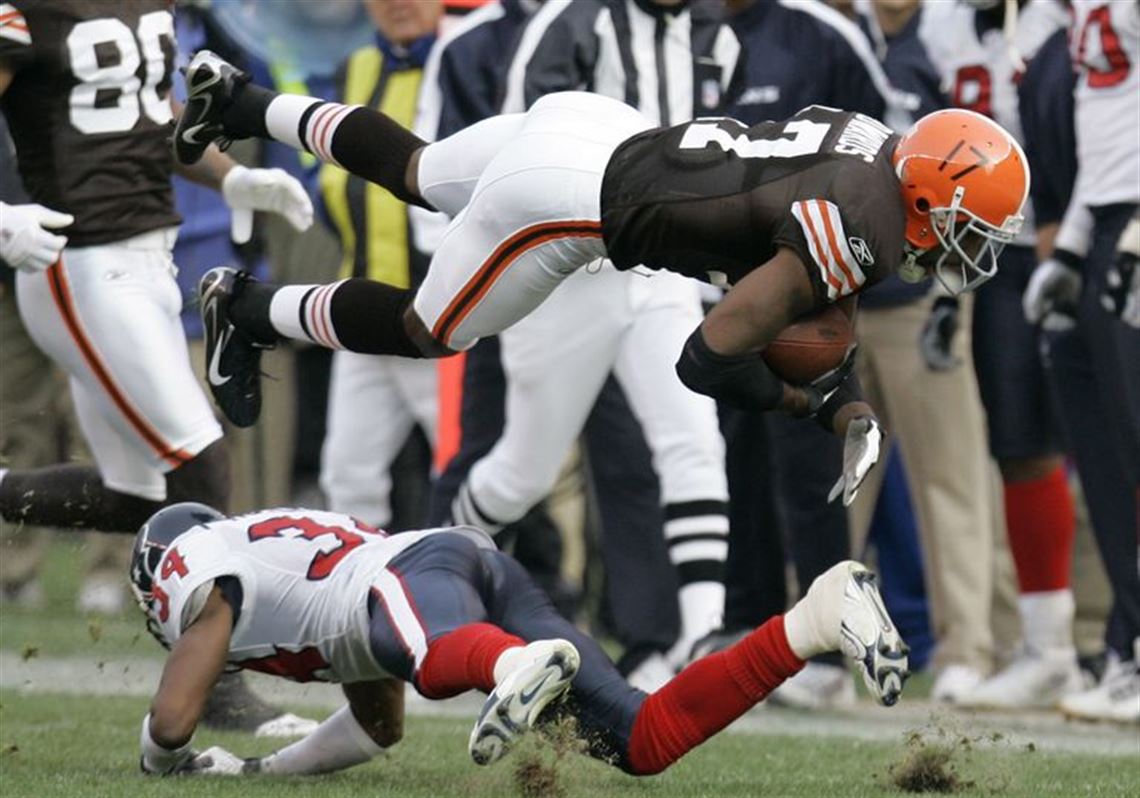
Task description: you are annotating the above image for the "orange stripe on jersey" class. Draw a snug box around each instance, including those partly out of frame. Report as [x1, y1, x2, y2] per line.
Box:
[797, 203, 842, 295]
[46, 261, 192, 468]
[431, 220, 602, 346]
[815, 200, 858, 290]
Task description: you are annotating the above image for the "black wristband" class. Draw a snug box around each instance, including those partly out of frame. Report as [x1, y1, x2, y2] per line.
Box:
[675, 327, 784, 411]
[814, 371, 864, 432]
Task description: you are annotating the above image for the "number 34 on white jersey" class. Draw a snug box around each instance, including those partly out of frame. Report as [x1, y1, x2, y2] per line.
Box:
[150, 508, 487, 684]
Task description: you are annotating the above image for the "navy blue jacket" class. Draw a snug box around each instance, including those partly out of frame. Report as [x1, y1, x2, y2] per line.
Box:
[728, 0, 888, 124]
[1018, 27, 1077, 228]
[427, 0, 537, 136]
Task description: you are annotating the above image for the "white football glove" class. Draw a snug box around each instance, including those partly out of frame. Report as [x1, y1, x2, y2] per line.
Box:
[176, 746, 252, 776]
[0, 201, 74, 273]
[1101, 216, 1140, 329]
[1023, 258, 1082, 331]
[221, 165, 314, 245]
[828, 416, 883, 507]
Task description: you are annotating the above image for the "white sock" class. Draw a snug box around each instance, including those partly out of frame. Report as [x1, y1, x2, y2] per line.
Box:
[265, 95, 359, 166]
[671, 582, 724, 660]
[264, 94, 320, 151]
[782, 562, 855, 660]
[1019, 590, 1075, 653]
[491, 645, 528, 684]
[269, 282, 347, 349]
[783, 599, 830, 661]
[0, 468, 8, 488]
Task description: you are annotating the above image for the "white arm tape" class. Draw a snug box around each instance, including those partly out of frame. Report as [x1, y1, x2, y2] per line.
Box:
[1054, 200, 1094, 259]
[261, 704, 385, 775]
[140, 713, 194, 774]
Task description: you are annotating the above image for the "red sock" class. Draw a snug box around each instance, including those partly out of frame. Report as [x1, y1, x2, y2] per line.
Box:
[626, 616, 804, 775]
[1004, 466, 1075, 593]
[414, 623, 525, 699]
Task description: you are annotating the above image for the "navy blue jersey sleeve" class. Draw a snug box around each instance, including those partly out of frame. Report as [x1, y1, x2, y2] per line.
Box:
[1018, 28, 1077, 226]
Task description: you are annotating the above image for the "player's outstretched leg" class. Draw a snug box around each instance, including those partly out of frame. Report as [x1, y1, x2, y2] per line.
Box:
[622, 561, 908, 775]
[468, 639, 581, 766]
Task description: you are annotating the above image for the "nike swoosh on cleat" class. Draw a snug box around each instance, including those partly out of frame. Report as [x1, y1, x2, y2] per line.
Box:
[182, 123, 208, 143]
[208, 328, 234, 387]
[518, 672, 553, 705]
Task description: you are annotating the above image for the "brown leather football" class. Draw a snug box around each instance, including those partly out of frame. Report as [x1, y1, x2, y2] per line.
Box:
[762, 303, 854, 385]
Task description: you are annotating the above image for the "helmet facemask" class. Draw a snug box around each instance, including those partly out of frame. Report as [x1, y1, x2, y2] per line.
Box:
[129, 538, 173, 650]
[903, 185, 1022, 295]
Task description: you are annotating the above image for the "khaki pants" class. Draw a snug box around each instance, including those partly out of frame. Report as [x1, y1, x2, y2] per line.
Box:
[848, 294, 1020, 673]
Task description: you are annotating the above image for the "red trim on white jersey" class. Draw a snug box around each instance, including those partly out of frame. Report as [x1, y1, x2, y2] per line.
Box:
[791, 199, 867, 300]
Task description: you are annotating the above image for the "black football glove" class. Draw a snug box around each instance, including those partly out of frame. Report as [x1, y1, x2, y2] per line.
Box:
[1101, 215, 1140, 329]
[919, 296, 961, 371]
[801, 344, 858, 418]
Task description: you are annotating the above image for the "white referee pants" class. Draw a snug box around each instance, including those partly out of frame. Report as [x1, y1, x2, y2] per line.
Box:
[462, 263, 727, 519]
[321, 352, 438, 527]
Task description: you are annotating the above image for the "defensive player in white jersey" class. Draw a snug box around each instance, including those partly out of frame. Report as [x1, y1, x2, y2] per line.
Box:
[1023, 0, 1140, 723]
[919, 0, 1085, 710]
[131, 502, 909, 776]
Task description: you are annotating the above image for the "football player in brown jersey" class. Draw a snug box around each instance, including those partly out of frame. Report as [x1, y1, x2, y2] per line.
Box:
[174, 50, 1028, 507]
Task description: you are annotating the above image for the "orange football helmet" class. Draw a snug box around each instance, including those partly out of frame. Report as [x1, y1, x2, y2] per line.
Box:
[893, 108, 1029, 294]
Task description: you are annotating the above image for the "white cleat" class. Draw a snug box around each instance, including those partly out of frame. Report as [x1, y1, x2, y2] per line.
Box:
[958, 647, 1084, 710]
[1059, 652, 1140, 724]
[788, 561, 909, 707]
[930, 664, 985, 704]
[468, 639, 580, 766]
[835, 564, 909, 707]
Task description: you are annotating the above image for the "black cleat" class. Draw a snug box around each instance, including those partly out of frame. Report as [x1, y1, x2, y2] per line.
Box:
[199, 267, 274, 428]
[174, 50, 251, 165]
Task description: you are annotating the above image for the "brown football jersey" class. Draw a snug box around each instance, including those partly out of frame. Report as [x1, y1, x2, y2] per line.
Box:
[0, 0, 179, 247]
[600, 106, 906, 305]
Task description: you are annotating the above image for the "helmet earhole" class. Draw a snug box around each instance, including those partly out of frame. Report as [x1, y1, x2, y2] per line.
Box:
[916, 198, 930, 213]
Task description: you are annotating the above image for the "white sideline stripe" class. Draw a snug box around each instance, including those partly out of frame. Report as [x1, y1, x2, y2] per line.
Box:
[373, 568, 428, 670]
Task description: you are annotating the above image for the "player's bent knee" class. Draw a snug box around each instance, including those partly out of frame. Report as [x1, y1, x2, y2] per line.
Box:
[403, 307, 457, 358]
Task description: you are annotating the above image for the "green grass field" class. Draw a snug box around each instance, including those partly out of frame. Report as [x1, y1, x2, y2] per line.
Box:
[1, 690, 1138, 798]
[1, 540, 1138, 797]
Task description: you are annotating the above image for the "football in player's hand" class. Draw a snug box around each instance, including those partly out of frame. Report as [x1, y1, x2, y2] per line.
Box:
[763, 303, 854, 385]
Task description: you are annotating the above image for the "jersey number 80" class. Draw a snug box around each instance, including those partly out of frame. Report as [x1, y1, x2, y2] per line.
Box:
[66, 11, 174, 135]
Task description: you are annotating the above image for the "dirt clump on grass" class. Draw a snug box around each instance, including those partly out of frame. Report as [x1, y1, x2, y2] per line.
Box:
[511, 714, 588, 798]
[889, 739, 971, 794]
